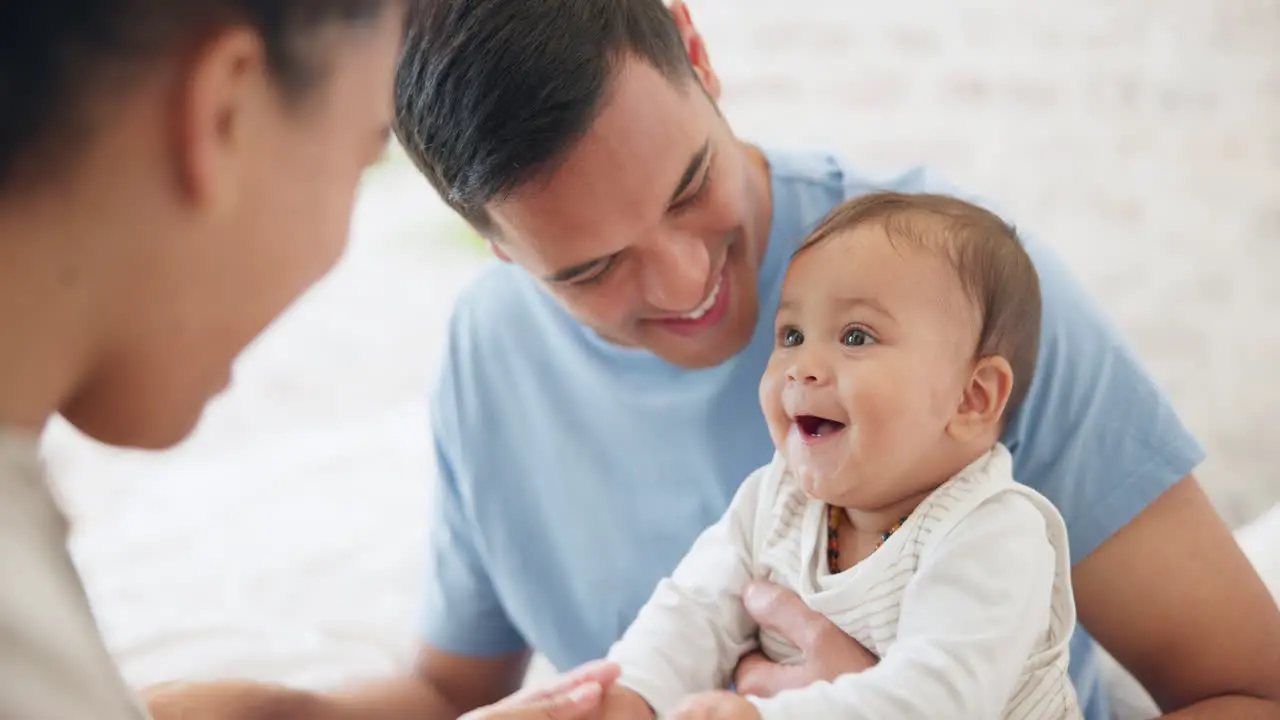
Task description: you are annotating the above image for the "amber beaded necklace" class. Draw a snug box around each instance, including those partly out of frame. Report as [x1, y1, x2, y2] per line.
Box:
[826, 505, 910, 575]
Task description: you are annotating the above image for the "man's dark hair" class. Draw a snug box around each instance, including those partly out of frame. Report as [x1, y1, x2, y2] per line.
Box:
[393, 0, 694, 232]
[0, 1, 392, 191]
[799, 192, 1044, 423]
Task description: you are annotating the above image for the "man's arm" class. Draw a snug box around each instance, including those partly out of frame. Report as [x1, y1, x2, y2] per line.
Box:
[1074, 474, 1280, 718]
[309, 645, 531, 718]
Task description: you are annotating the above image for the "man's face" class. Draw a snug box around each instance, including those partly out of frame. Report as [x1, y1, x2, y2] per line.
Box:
[485, 57, 772, 369]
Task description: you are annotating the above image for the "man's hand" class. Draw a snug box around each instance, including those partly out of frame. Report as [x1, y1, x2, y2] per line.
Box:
[671, 691, 762, 720]
[459, 660, 622, 720]
[732, 581, 878, 698]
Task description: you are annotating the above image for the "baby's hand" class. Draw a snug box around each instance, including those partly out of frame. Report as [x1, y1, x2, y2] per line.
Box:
[669, 691, 762, 720]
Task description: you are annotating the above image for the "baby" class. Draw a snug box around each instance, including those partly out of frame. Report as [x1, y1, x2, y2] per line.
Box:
[598, 191, 1081, 719]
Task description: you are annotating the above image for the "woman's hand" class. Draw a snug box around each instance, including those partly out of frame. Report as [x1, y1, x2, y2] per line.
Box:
[460, 660, 622, 720]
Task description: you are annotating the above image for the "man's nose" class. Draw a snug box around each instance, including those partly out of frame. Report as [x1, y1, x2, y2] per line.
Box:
[640, 232, 711, 313]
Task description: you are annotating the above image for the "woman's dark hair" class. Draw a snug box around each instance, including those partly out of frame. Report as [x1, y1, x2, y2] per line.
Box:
[0, 1, 391, 190]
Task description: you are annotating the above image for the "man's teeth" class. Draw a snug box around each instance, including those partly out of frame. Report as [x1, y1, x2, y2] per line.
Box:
[680, 276, 722, 320]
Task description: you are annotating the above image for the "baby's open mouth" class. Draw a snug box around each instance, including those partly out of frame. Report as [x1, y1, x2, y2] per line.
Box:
[794, 415, 846, 438]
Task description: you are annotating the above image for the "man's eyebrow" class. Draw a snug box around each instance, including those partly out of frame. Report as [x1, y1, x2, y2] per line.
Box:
[543, 253, 617, 284]
[542, 141, 711, 283]
[669, 139, 711, 205]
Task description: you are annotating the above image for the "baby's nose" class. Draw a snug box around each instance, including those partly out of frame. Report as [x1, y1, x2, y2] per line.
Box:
[786, 359, 829, 385]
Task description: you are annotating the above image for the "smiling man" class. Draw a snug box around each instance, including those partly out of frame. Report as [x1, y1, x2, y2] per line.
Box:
[145, 1, 1280, 719]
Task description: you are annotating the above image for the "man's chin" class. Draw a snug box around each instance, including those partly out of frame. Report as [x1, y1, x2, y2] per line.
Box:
[591, 332, 742, 369]
[654, 347, 742, 370]
[647, 312, 758, 369]
[647, 329, 755, 369]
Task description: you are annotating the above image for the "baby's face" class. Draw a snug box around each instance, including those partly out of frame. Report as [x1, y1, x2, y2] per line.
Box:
[759, 223, 981, 508]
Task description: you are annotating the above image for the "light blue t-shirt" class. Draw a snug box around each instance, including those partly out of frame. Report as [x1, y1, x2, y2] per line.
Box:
[422, 148, 1204, 720]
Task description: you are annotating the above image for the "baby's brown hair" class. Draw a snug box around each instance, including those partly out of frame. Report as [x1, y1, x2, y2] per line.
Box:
[796, 191, 1043, 422]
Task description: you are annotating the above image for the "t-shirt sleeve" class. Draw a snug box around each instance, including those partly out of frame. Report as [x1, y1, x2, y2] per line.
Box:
[1003, 235, 1205, 564]
[418, 358, 526, 657]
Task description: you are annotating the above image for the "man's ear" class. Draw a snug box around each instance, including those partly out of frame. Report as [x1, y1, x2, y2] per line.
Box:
[486, 237, 511, 263]
[668, 1, 721, 100]
[947, 355, 1014, 443]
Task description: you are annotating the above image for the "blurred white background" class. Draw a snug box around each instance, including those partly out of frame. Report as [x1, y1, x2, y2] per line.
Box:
[39, 0, 1278, 704]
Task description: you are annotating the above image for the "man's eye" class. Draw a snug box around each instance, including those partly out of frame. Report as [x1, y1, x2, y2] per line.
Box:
[672, 168, 712, 212]
[569, 257, 617, 287]
[779, 327, 803, 347]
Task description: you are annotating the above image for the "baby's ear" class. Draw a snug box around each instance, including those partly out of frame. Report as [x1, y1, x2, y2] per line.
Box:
[947, 355, 1014, 443]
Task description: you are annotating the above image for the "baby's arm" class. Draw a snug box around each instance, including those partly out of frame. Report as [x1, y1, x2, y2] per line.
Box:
[746, 492, 1064, 720]
[603, 463, 775, 717]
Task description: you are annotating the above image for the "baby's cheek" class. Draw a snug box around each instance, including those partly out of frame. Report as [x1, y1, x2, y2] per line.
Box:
[860, 371, 928, 424]
[914, 359, 968, 420]
[757, 365, 781, 404]
[757, 373, 788, 438]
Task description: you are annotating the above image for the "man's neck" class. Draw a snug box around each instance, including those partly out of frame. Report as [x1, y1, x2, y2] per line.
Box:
[739, 140, 774, 269]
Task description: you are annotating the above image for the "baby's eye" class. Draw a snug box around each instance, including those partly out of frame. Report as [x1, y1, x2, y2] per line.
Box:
[843, 328, 875, 347]
[780, 327, 803, 347]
